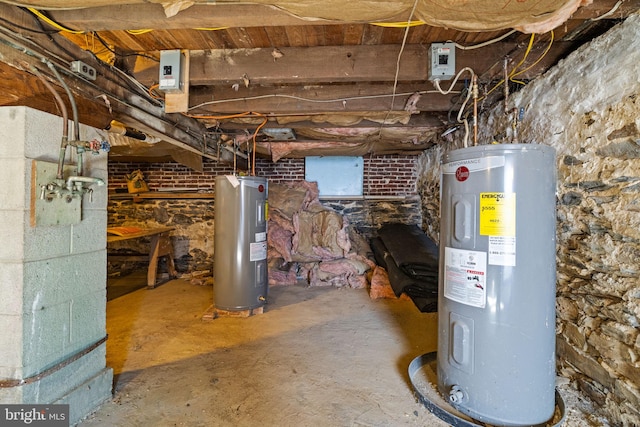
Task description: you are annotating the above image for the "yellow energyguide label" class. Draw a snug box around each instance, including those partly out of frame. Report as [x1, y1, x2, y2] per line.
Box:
[479, 192, 516, 236]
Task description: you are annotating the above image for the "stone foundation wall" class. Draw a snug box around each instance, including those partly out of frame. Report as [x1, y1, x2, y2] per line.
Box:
[108, 199, 215, 273]
[417, 16, 640, 424]
[321, 197, 422, 240]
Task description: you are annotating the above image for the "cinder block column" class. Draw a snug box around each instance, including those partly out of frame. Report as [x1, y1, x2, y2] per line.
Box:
[0, 107, 112, 425]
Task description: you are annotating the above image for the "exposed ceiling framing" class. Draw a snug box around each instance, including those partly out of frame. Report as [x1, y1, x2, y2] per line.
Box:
[0, 1, 638, 169]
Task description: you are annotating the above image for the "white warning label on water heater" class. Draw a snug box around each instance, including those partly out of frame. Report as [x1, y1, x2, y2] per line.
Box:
[444, 247, 487, 308]
[250, 241, 267, 261]
[488, 235, 516, 266]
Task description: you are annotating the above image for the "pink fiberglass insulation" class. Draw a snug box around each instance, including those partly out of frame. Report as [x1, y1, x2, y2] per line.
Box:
[267, 180, 372, 287]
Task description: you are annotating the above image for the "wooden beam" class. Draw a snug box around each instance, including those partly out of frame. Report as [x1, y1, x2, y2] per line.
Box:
[0, 62, 112, 129]
[133, 43, 571, 89]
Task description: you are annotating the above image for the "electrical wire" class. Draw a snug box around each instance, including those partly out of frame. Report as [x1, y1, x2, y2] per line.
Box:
[432, 67, 476, 147]
[27, 8, 83, 34]
[126, 29, 153, 35]
[251, 113, 268, 176]
[0, 15, 57, 34]
[510, 31, 554, 79]
[187, 89, 457, 111]
[507, 33, 535, 79]
[387, 0, 420, 112]
[91, 31, 160, 61]
[148, 83, 163, 100]
[25, 7, 229, 36]
[0, 22, 206, 153]
[184, 111, 267, 174]
[47, 61, 79, 141]
[592, 0, 623, 20]
[194, 27, 229, 31]
[450, 30, 517, 50]
[18, 9, 160, 63]
[371, 21, 425, 28]
[19, 10, 79, 61]
[479, 32, 541, 101]
[31, 66, 68, 140]
[186, 112, 254, 120]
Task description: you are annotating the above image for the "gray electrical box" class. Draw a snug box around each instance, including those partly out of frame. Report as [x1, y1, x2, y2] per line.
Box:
[159, 49, 184, 93]
[429, 42, 456, 81]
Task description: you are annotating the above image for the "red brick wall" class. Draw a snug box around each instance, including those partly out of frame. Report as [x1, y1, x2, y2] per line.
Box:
[363, 155, 417, 196]
[108, 155, 417, 196]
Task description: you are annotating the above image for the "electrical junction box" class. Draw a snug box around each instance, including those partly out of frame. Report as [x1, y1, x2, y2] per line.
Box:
[159, 49, 185, 93]
[70, 60, 96, 80]
[429, 42, 456, 81]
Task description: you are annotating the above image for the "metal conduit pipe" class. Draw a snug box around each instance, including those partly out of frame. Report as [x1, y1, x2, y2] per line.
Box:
[32, 66, 69, 180]
[46, 60, 84, 176]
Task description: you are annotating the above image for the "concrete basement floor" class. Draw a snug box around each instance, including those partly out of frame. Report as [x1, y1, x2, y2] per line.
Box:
[81, 277, 602, 427]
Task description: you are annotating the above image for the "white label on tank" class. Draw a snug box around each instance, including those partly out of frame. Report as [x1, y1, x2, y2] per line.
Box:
[444, 247, 487, 308]
[255, 231, 266, 242]
[442, 156, 505, 174]
[250, 241, 267, 261]
[489, 236, 516, 266]
[225, 175, 240, 188]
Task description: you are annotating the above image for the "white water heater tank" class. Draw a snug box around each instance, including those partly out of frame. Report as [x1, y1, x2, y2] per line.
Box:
[438, 144, 557, 426]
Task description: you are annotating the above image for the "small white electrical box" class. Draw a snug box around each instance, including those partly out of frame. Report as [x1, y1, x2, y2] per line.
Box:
[70, 60, 96, 80]
[429, 42, 456, 81]
[159, 49, 184, 93]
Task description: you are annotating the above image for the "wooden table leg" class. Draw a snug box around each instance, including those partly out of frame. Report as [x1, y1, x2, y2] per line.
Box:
[147, 232, 177, 289]
[159, 234, 177, 278]
[147, 234, 161, 288]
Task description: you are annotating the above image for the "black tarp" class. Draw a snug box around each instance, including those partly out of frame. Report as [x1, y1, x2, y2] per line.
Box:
[371, 223, 439, 313]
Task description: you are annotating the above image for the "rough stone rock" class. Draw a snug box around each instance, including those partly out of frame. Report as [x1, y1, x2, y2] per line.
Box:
[557, 296, 580, 321]
[597, 139, 640, 159]
[599, 321, 638, 347]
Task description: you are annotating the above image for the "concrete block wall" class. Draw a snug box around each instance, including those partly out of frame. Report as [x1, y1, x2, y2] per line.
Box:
[417, 15, 640, 425]
[0, 107, 112, 425]
[107, 154, 420, 272]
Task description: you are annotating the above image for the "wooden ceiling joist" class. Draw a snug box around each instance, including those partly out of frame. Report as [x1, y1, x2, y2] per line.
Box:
[133, 43, 568, 87]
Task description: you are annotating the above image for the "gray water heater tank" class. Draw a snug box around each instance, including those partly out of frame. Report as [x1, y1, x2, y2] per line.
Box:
[214, 175, 268, 311]
[438, 144, 557, 426]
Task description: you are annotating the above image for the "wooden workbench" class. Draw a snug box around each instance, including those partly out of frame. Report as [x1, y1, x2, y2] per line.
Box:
[107, 226, 177, 289]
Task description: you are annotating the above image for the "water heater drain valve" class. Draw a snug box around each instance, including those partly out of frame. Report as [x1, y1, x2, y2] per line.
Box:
[449, 385, 466, 404]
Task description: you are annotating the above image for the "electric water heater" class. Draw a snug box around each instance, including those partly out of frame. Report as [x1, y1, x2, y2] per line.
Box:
[438, 144, 557, 426]
[214, 175, 268, 311]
